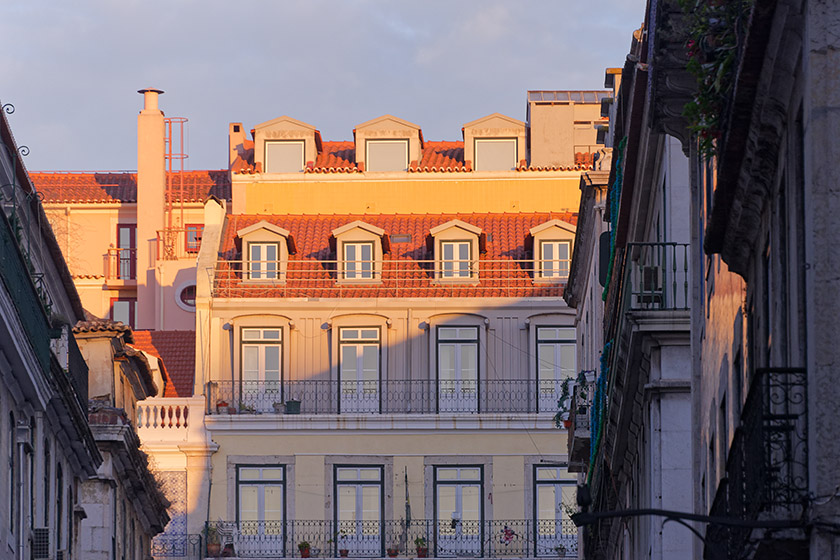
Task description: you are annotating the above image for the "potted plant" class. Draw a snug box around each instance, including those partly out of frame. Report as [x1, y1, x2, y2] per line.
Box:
[387, 545, 399, 557]
[285, 398, 302, 415]
[273, 401, 285, 413]
[555, 544, 567, 556]
[339, 548, 349, 558]
[298, 540, 311, 558]
[239, 401, 256, 414]
[205, 525, 221, 557]
[215, 400, 229, 415]
[414, 537, 428, 558]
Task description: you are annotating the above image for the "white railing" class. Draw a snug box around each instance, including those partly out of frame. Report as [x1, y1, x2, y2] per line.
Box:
[137, 397, 201, 442]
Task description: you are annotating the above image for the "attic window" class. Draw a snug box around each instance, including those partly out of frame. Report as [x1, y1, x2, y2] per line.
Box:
[265, 140, 304, 173]
[366, 140, 408, 172]
[474, 138, 517, 171]
[390, 234, 412, 244]
[233, 124, 241, 133]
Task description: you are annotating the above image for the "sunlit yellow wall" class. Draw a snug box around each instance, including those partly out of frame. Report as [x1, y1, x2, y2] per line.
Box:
[232, 173, 585, 215]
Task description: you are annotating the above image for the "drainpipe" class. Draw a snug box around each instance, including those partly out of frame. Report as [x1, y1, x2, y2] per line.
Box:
[222, 322, 234, 405]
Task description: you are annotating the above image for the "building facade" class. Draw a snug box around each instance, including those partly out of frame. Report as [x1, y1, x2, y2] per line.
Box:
[0, 103, 101, 559]
[568, 0, 840, 558]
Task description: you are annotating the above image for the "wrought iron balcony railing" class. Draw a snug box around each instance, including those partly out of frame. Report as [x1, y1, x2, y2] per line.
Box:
[211, 259, 568, 299]
[703, 367, 808, 559]
[207, 379, 565, 415]
[204, 519, 577, 559]
[567, 372, 595, 472]
[158, 227, 202, 261]
[623, 242, 689, 311]
[152, 533, 203, 560]
[106, 247, 137, 280]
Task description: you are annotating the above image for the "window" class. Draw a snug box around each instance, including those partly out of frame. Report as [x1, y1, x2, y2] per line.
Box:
[474, 138, 517, 171]
[237, 466, 285, 555]
[540, 241, 571, 279]
[185, 224, 203, 253]
[533, 467, 576, 557]
[441, 241, 472, 279]
[343, 242, 374, 280]
[9, 413, 15, 536]
[265, 140, 305, 173]
[44, 438, 50, 527]
[177, 285, 196, 310]
[435, 467, 482, 557]
[335, 466, 383, 557]
[116, 224, 136, 280]
[536, 328, 576, 412]
[340, 329, 380, 413]
[366, 140, 408, 172]
[57, 462, 64, 553]
[241, 328, 282, 412]
[248, 242, 279, 280]
[110, 298, 138, 328]
[437, 327, 478, 412]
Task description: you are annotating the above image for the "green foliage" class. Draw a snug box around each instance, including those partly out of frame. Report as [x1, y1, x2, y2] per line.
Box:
[679, 0, 753, 159]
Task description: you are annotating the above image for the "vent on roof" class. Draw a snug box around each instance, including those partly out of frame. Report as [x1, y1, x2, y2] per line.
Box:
[390, 234, 412, 243]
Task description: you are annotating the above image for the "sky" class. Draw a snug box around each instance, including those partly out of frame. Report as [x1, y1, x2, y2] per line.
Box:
[1, 0, 645, 172]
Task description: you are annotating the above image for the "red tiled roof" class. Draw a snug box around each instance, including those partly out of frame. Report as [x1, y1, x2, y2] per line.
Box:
[232, 140, 593, 174]
[131, 331, 195, 398]
[216, 212, 577, 299]
[31, 170, 231, 204]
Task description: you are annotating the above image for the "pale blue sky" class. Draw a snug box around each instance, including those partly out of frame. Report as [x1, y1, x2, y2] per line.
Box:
[2, 0, 645, 171]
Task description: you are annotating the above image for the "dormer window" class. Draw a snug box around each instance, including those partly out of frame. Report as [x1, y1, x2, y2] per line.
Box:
[332, 221, 386, 283]
[248, 242, 279, 280]
[365, 139, 409, 172]
[539, 240, 571, 279]
[343, 242, 374, 280]
[430, 219, 482, 283]
[265, 140, 304, 173]
[441, 241, 471, 279]
[530, 219, 576, 283]
[474, 138, 517, 171]
[237, 221, 294, 283]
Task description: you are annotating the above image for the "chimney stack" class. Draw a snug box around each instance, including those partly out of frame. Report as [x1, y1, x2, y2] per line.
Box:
[136, 87, 166, 330]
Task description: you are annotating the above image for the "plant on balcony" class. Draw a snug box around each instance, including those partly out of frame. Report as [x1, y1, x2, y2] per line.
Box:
[553, 378, 575, 429]
[414, 536, 428, 558]
[298, 540, 311, 558]
[205, 525, 221, 557]
[272, 401, 285, 413]
[238, 401, 256, 414]
[679, 0, 754, 158]
[387, 545, 399, 557]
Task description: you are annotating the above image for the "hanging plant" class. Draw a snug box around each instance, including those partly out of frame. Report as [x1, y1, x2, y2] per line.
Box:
[679, 0, 753, 159]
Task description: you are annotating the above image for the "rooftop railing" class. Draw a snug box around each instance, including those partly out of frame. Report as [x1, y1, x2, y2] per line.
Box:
[206, 379, 565, 416]
[157, 228, 202, 261]
[211, 259, 569, 299]
[205, 519, 577, 559]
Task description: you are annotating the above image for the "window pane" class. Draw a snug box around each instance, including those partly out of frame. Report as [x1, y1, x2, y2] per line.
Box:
[265, 141, 304, 173]
[337, 469, 358, 481]
[460, 468, 480, 480]
[239, 486, 259, 521]
[243, 346, 260, 381]
[240, 468, 261, 480]
[341, 346, 358, 380]
[437, 468, 458, 480]
[264, 486, 284, 522]
[362, 486, 380, 522]
[112, 301, 130, 325]
[366, 140, 408, 172]
[264, 346, 281, 381]
[536, 467, 560, 480]
[439, 345, 455, 381]
[537, 486, 558, 525]
[362, 346, 378, 381]
[438, 328, 459, 340]
[457, 327, 477, 340]
[242, 329, 261, 340]
[475, 139, 517, 171]
[262, 468, 284, 480]
[342, 329, 359, 341]
[359, 468, 381, 480]
[461, 486, 481, 523]
[360, 329, 378, 340]
[461, 345, 477, 380]
[560, 344, 576, 378]
[263, 330, 281, 340]
[538, 344, 556, 380]
[338, 486, 357, 521]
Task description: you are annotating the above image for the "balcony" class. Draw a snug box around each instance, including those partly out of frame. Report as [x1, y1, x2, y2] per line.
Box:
[212, 259, 567, 299]
[704, 368, 808, 559]
[622, 242, 689, 311]
[567, 372, 595, 473]
[136, 397, 205, 444]
[158, 227, 202, 261]
[106, 247, 137, 282]
[203, 519, 577, 559]
[206, 379, 565, 416]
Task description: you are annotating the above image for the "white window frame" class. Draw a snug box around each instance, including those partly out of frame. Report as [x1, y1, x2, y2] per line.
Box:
[539, 240, 571, 279]
[440, 241, 472, 279]
[241, 328, 283, 412]
[436, 327, 479, 412]
[335, 466, 384, 557]
[434, 466, 483, 557]
[264, 140, 305, 173]
[474, 138, 517, 171]
[536, 327, 576, 413]
[248, 242, 280, 281]
[343, 242, 375, 280]
[365, 139, 409, 172]
[236, 465, 286, 554]
[339, 328, 381, 413]
[533, 466, 577, 557]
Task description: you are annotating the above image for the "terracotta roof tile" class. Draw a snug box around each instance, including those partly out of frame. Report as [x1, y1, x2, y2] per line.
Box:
[131, 331, 195, 398]
[216, 212, 577, 299]
[74, 319, 134, 342]
[31, 171, 231, 204]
